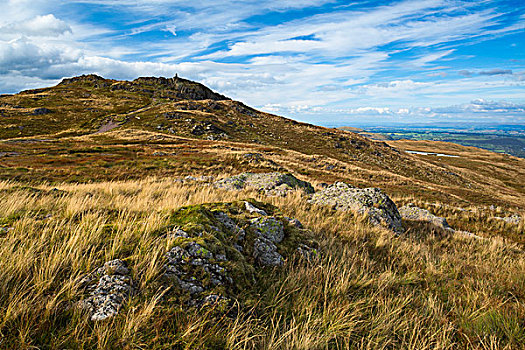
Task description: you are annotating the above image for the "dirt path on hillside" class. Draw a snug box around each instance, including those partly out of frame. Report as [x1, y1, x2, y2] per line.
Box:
[95, 103, 159, 134]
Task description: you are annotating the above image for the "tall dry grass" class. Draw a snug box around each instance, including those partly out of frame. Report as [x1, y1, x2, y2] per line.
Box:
[0, 179, 524, 349]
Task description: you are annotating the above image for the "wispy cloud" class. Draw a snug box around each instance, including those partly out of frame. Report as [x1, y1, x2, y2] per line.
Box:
[0, 0, 523, 125]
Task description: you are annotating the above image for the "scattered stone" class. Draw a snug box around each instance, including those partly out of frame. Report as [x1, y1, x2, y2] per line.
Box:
[309, 182, 404, 233]
[206, 134, 228, 141]
[493, 215, 522, 225]
[242, 153, 264, 163]
[0, 152, 20, 157]
[454, 230, 485, 240]
[0, 227, 14, 235]
[186, 175, 214, 182]
[398, 204, 451, 230]
[78, 259, 134, 321]
[399, 204, 495, 239]
[297, 244, 319, 261]
[214, 172, 314, 196]
[284, 217, 303, 229]
[398, 204, 486, 240]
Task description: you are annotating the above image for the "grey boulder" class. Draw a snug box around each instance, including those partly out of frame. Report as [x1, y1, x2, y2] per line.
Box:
[309, 182, 404, 233]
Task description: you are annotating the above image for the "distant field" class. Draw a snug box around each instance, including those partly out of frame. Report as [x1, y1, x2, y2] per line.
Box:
[361, 128, 525, 158]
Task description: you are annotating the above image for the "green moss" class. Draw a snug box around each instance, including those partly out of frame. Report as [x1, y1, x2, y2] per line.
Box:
[160, 201, 316, 308]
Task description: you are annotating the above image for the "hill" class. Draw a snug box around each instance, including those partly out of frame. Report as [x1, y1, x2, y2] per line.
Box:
[1, 75, 524, 210]
[0, 75, 524, 349]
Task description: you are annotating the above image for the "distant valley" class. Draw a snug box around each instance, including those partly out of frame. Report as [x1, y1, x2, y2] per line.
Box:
[338, 125, 525, 158]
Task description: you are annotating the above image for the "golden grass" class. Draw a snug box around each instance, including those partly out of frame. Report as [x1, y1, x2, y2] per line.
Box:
[0, 179, 524, 349]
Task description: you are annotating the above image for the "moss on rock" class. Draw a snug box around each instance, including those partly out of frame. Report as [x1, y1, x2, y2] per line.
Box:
[160, 199, 318, 308]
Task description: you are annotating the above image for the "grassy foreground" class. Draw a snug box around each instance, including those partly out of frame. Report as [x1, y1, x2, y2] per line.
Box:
[0, 179, 524, 349]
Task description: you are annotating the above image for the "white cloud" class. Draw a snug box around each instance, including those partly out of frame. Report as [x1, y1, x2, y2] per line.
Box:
[0, 0, 523, 126]
[163, 25, 177, 37]
[0, 37, 81, 75]
[411, 49, 455, 67]
[0, 14, 72, 37]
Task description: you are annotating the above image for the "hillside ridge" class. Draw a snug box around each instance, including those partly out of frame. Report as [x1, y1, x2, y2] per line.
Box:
[0, 75, 523, 212]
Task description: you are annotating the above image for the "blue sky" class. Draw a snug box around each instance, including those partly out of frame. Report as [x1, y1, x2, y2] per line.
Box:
[0, 0, 524, 126]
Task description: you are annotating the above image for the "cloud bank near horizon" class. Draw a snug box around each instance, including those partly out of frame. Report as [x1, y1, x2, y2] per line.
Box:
[0, 0, 523, 125]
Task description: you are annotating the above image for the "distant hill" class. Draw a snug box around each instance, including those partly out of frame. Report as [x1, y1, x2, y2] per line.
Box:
[338, 126, 393, 141]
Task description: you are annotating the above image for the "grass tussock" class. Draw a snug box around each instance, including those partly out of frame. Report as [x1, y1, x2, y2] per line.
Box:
[0, 179, 524, 349]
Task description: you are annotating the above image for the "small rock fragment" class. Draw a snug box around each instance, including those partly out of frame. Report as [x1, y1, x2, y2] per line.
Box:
[244, 201, 267, 216]
[493, 214, 522, 225]
[168, 228, 190, 239]
[284, 216, 303, 228]
[297, 244, 319, 261]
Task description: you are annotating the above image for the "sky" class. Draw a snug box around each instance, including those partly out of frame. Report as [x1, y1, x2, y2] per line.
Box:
[0, 0, 524, 126]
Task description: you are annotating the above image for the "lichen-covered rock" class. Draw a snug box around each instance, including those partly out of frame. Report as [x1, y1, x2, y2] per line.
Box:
[398, 204, 485, 240]
[398, 204, 451, 230]
[309, 182, 404, 233]
[78, 259, 134, 321]
[250, 217, 285, 266]
[164, 242, 230, 296]
[160, 200, 318, 308]
[250, 217, 285, 244]
[253, 238, 283, 266]
[214, 211, 246, 237]
[214, 172, 314, 196]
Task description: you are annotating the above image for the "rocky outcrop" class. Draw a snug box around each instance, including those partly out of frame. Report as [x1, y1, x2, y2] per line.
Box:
[32, 107, 53, 115]
[78, 259, 135, 321]
[59, 74, 108, 87]
[161, 200, 317, 307]
[398, 204, 451, 230]
[60, 74, 229, 101]
[76, 201, 316, 318]
[308, 182, 404, 233]
[214, 172, 314, 196]
[133, 76, 229, 101]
